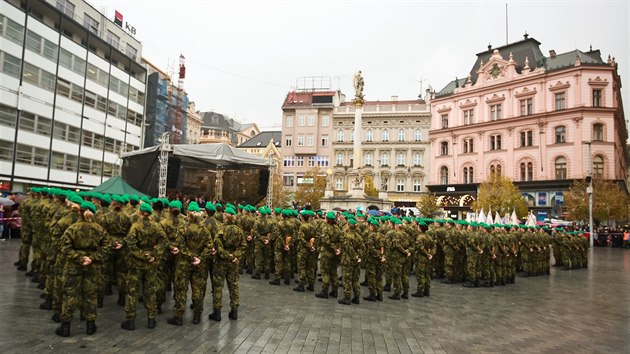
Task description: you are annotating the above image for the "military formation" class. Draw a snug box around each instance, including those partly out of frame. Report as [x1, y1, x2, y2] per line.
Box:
[14, 187, 590, 337]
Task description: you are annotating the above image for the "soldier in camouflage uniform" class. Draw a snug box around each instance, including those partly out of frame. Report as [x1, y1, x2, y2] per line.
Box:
[252, 207, 274, 280]
[338, 219, 365, 305]
[121, 202, 167, 331]
[209, 207, 246, 321]
[167, 202, 215, 325]
[463, 222, 482, 288]
[203, 202, 221, 295]
[413, 221, 435, 297]
[15, 188, 37, 271]
[55, 202, 110, 337]
[293, 210, 318, 292]
[270, 210, 293, 285]
[363, 219, 385, 302]
[315, 212, 342, 299]
[157, 200, 186, 313]
[238, 205, 257, 274]
[387, 217, 412, 300]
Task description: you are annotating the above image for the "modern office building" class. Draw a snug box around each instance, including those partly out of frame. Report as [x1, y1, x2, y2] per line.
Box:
[0, 0, 146, 191]
[427, 35, 627, 219]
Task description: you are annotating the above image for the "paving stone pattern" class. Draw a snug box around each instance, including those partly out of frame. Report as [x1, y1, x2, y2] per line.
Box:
[0, 239, 628, 353]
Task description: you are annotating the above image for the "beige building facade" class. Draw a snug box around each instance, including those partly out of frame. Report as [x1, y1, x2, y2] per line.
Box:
[186, 101, 202, 144]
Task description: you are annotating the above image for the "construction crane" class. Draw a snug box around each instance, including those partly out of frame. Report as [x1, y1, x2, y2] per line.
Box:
[175, 54, 185, 144]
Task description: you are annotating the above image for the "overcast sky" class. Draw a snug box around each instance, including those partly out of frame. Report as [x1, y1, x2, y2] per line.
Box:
[87, 0, 629, 131]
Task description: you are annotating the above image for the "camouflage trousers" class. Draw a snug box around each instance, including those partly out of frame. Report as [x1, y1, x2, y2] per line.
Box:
[479, 254, 494, 285]
[60, 265, 98, 322]
[454, 249, 467, 282]
[157, 255, 176, 304]
[111, 249, 128, 293]
[254, 242, 273, 275]
[443, 247, 454, 281]
[401, 257, 411, 293]
[243, 239, 255, 271]
[125, 266, 159, 319]
[43, 248, 58, 296]
[389, 258, 404, 295]
[173, 262, 208, 316]
[17, 225, 32, 267]
[296, 248, 318, 286]
[212, 260, 239, 310]
[37, 236, 53, 287]
[341, 262, 360, 300]
[51, 254, 66, 315]
[274, 248, 291, 280]
[319, 253, 340, 292]
[415, 260, 431, 292]
[465, 251, 480, 282]
[432, 247, 444, 278]
[365, 260, 383, 297]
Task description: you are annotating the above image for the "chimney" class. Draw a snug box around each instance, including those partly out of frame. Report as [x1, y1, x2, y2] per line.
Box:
[391, 95, 398, 101]
[549, 50, 556, 58]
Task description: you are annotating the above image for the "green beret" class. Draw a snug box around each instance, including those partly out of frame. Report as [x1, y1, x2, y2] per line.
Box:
[504, 224, 512, 229]
[215, 203, 223, 209]
[140, 196, 151, 203]
[425, 219, 434, 224]
[188, 201, 201, 212]
[317, 211, 323, 216]
[205, 202, 216, 212]
[160, 198, 170, 207]
[281, 209, 291, 217]
[70, 195, 84, 205]
[446, 219, 455, 224]
[419, 221, 428, 227]
[226, 203, 235, 210]
[543, 226, 550, 230]
[130, 195, 140, 202]
[258, 206, 267, 215]
[139, 203, 153, 214]
[369, 219, 380, 226]
[356, 213, 366, 219]
[390, 217, 402, 225]
[80, 201, 97, 214]
[169, 200, 183, 210]
[460, 220, 470, 226]
[111, 195, 124, 204]
[274, 207, 281, 214]
[470, 222, 478, 228]
[436, 219, 445, 224]
[325, 211, 336, 220]
[348, 218, 358, 225]
[225, 207, 236, 215]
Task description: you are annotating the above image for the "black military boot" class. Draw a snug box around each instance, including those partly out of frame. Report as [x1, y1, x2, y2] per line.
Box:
[121, 319, 135, 330]
[246, 268, 253, 274]
[329, 289, 338, 298]
[228, 308, 238, 320]
[37, 281, 45, 289]
[351, 296, 360, 304]
[441, 278, 453, 284]
[147, 318, 156, 329]
[383, 284, 391, 292]
[52, 313, 61, 323]
[337, 298, 351, 305]
[117, 292, 125, 306]
[39, 295, 52, 310]
[360, 279, 368, 286]
[293, 284, 305, 292]
[462, 281, 476, 288]
[167, 316, 183, 326]
[97, 295, 104, 308]
[269, 279, 281, 285]
[388, 293, 401, 300]
[411, 291, 424, 298]
[17, 264, 26, 271]
[423, 289, 430, 297]
[284, 278, 291, 285]
[306, 283, 314, 292]
[264, 273, 270, 279]
[80, 312, 86, 321]
[401, 291, 409, 299]
[55, 321, 70, 337]
[363, 294, 377, 302]
[13, 260, 20, 266]
[315, 290, 329, 299]
[86, 321, 97, 335]
[157, 302, 163, 314]
[192, 313, 201, 324]
[208, 309, 222, 322]
[377, 293, 383, 301]
[251, 272, 261, 280]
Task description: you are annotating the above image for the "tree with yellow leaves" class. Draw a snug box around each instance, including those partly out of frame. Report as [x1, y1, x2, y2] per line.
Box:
[472, 173, 527, 218]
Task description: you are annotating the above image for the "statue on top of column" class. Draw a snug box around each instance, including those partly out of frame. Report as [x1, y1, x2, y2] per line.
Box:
[353, 70, 364, 106]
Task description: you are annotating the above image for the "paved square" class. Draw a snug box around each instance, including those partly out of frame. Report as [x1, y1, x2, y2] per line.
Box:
[0, 239, 627, 353]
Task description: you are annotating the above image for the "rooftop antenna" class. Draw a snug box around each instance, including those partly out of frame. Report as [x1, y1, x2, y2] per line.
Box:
[413, 77, 426, 99]
[505, 3, 508, 45]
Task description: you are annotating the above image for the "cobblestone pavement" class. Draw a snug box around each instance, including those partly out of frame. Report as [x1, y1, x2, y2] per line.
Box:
[0, 239, 628, 353]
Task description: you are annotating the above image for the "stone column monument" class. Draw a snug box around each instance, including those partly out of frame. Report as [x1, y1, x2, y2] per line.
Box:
[350, 70, 365, 198]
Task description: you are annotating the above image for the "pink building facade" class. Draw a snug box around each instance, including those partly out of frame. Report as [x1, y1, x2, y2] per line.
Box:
[427, 36, 627, 219]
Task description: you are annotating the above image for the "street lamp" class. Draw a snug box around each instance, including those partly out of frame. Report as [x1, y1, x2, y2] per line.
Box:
[585, 141, 594, 247]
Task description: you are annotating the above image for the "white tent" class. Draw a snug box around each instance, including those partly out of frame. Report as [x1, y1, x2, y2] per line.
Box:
[503, 213, 511, 225]
[511, 210, 519, 225]
[494, 211, 502, 224]
[477, 208, 486, 223]
[485, 208, 494, 224]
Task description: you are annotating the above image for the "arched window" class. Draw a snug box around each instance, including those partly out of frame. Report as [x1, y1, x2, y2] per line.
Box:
[555, 157, 567, 179]
[593, 155, 604, 177]
[440, 166, 448, 185]
[490, 163, 502, 176]
[555, 126, 566, 143]
[593, 123, 604, 141]
[366, 129, 373, 142]
[520, 163, 526, 181]
[398, 129, 405, 142]
[520, 162, 533, 181]
[381, 129, 389, 142]
[415, 129, 421, 141]
[463, 167, 474, 184]
[337, 130, 344, 142]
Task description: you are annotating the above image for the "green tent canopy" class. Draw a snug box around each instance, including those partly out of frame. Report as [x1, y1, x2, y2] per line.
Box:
[91, 176, 149, 198]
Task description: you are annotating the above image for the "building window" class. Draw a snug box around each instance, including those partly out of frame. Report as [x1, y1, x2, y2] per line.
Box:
[26, 30, 58, 62]
[306, 135, 314, 146]
[16, 143, 49, 167]
[336, 153, 344, 166]
[489, 164, 502, 176]
[321, 115, 329, 127]
[286, 116, 293, 127]
[555, 92, 566, 110]
[463, 166, 474, 184]
[593, 124, 603, 141]
[0, 104, 17, 127]
[490, 104, 502, 121]
[592, 89, 602, 107]
[463, 138, 474, 154]
[381, 129, 389, 142]
[380, 152, 389, 166]
[364, 152, 372, 166]
[125, 44, 137, 60]
[396, 178, 405, 192]
[440, 166, 448, 185]
[593, 155, 604, 178]
[1, 51, 22, 78]
[0, 16, 25, 45]
[441, 114, 449, 129]
[0, 140, 14, 161]
[414, 129, 421, 141]
[350, 129, 354, 142]
[106, 30, 119, 48]
[23, 62, 55, 91]
[298, 115, 305, 126]
[555, 126, 566, 143]
[297, 135, 305, 147]
[366, 129, 373, 142]
[398, 129, 405, 142]
[335, 177, 343, 191]
[440, 141, 449, 156]
[413, 179, 421, 192]
[307, 156, 315, 167]
[321, 135, 328, 147]
[490, 134, 502, 150]
[283, 175, 294, 186]
[555, 157, 567, 179]
[397, 152, 405, 166]
[283, 156, 295, 167]
[18, 111, 51, 136]
[307, 115, 315, 126]
[464, 109, 474, 125]
[520, 130, 533, 147]
[520, 98, 533, 116]
[84, 14, 99, 34]
[337, 130, 344, 142]
[285, 135, 292, 147]
[413, 152, 421, 166]
[56, 0, 75, 18]
[296, 156, 304, 167]
[520, 162, 533, 181]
